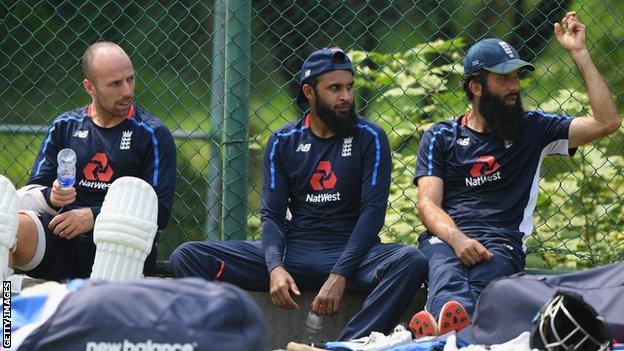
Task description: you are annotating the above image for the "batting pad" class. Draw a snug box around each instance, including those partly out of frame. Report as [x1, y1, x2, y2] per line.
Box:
[0, 175, 20, 280]
[91, 177, 158, 281]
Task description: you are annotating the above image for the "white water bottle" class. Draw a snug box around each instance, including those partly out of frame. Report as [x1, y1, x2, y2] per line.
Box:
[57, 148, 77, 188]
[305, 310, 324, 344]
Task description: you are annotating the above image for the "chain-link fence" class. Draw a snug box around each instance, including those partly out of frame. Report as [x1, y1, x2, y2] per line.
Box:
[1, 1, 622, 271]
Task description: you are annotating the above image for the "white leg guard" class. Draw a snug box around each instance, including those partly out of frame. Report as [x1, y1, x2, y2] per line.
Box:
[90, 177, 158, 281]
[0, 175, 19, 281]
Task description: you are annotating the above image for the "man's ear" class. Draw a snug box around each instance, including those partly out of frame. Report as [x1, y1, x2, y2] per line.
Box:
[302, 84, 315, 102]
[469, 78, 483, 98]
[83, 79, 96, 96]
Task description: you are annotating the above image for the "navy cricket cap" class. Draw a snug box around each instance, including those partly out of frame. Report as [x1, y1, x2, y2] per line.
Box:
[463, 38, 535, 75]
[18, 278, 268, 351]
[296, 47, 354, 104]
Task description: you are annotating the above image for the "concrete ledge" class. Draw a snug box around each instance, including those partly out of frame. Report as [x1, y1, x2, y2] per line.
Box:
[248, 288, 427, 350]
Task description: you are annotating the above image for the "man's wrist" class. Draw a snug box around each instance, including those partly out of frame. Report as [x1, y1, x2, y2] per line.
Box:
[43, 187, 59, 209]
[328, 273, 346, 283]
[268, 264, 284, 275]
[329, 270, 349, 281]
[569, 49, 591, 66]
[444, 229, 465, 247]
[81, 207, 94, 218]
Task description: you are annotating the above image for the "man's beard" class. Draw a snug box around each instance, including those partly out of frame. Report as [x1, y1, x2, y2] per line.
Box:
[314, 96, 358, 137]
[478, 85, 525, 141]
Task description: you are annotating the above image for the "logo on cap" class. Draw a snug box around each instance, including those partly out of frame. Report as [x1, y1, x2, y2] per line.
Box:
[304, 69, 311, 78]
[498, 41, 515, 58]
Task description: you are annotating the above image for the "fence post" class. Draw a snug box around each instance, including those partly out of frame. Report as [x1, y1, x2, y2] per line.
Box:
[222, 0, 250, 240]
[206, 0, 226, 240]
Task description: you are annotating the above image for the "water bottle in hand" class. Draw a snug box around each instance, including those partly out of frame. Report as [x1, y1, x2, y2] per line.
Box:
[57, 148, 77, 188]
[305, 310, 324, 344]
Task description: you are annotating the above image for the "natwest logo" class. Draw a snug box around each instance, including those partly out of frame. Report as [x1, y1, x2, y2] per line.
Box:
[309, 161, 337, 191]
[83, 152, 114, 182]
[466, 155, 502, 187]
[469, 155, 500, 177]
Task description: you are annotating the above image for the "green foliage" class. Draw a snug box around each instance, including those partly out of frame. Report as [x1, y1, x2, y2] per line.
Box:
[4, 0, 623, 269]
[529, 144, 624, 269]
[349, 39, 467, 247]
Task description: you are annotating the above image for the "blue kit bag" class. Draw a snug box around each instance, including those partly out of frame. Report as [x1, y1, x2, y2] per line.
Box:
[16, 278, 268, 351]
[466, 261, 624, 344]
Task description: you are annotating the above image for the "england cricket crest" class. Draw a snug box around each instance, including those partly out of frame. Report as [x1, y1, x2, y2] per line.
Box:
[120, 131, 133, 150]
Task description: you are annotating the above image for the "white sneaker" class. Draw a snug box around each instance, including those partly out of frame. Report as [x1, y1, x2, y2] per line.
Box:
[0, 175, 20, 281]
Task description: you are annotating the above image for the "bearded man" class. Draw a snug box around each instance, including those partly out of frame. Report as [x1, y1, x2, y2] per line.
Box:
[409, 12, 621, 337]
[170, 47, 427, 340]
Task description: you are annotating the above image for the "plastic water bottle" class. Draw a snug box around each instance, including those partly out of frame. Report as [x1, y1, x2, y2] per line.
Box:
[57, 148, 77, 188]
[305, 310, 324, 344]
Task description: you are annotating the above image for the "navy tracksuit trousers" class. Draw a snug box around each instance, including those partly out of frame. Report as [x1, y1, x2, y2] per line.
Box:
[418, 233, 525, 319]
[170, 238, 427, 340]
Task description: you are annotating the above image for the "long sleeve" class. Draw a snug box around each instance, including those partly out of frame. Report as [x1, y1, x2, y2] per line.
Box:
[260, 133, 290, 273]
[331, 125, 391, 278]
[141, 123, 177, 229]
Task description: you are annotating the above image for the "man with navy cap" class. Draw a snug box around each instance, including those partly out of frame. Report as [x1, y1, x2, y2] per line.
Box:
[409, 12, 621, 337]
[171, 47, 428, 340]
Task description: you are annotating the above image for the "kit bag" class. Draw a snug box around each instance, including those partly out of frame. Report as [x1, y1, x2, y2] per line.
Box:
[468, 261, 624, 344]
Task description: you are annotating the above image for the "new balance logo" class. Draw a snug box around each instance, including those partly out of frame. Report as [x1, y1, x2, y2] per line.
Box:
[120, 130, 133, 150]
[456, 137, 470, 146]
[73, 130, 89, 138]
[429, 236, 442, 245]
[296, 143, 311, 152]
[85, 339, 195, 351]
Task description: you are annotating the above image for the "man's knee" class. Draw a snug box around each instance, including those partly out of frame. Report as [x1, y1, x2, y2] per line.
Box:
[13, 212, 40, 266]
[169, 242, 196, 274]
[397, 245, 427, 267]
[169, 241, 222, 278]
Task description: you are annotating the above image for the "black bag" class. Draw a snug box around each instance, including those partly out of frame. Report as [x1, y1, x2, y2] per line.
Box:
[467, 262, 624, 344]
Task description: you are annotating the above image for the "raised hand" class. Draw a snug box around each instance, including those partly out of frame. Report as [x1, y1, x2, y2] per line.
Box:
[554, 11, 587, 53]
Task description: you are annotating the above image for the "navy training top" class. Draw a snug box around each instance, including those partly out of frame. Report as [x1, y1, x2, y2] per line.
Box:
[27, 104, 176, 229]
[414, 110, 573, 245]
[261, 114, 392, 278]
